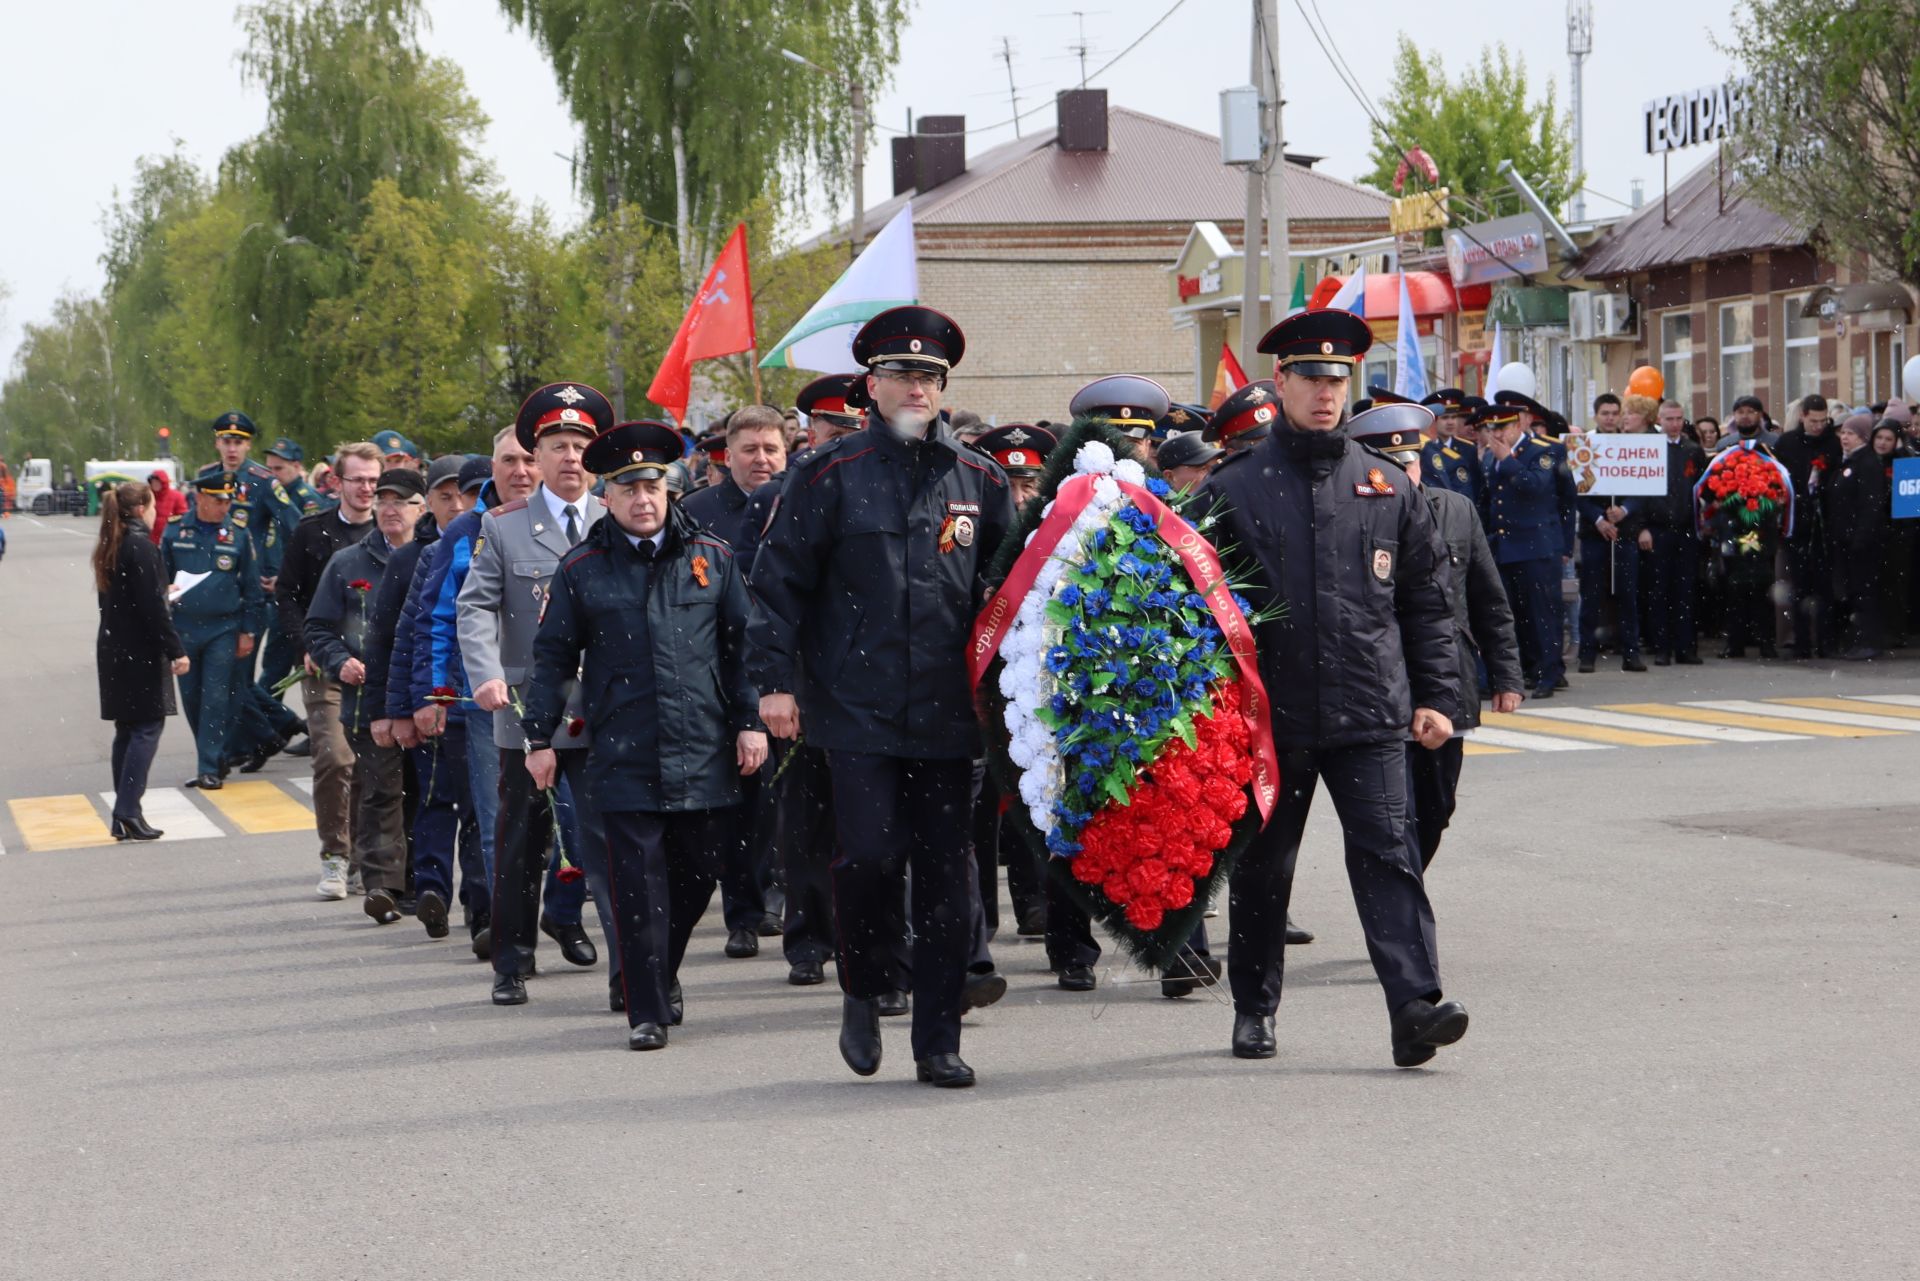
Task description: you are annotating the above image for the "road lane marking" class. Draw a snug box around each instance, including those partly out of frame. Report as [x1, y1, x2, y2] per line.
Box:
[1460, 741, 1519, 756]
[201, 781, 314, 833]
[1520, 706, 1800, 743]
[1692, 700, 1920, 733]
[1481, 711, 1705, 748]
[1852, 694, 1920, 709]
[291, 777, 315, 796]
[8, 795, 112, 851]
[97, 789, 226, 843]
[1606, 702, 1892, 739]
[1464, 726, 1607, 752]
[1769, 696, 1920, 722]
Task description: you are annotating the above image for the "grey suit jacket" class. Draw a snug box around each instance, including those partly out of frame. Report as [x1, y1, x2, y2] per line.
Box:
[456, 485, 606, 748]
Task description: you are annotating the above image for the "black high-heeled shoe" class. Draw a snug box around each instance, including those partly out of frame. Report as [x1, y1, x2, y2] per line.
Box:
[112, 816, 164, 842]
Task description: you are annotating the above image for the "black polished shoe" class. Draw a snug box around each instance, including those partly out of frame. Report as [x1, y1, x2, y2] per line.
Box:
[540, 915, 597, 967]
[608, 984, 624, 1013]
[839, 996, 882, 1076]
[1057, 965, 1097, 992]
[963, 970, 1008, 1010]
[755, 913, 784, 938]
[915, 1053, 976, 1088]
[1676, 651, 1704, 665]
[668, 979, 683, 1027]
[1531, 683, 1556, 700]
[1391, 996, 1470, 1067]
[724, 927, 759, 958]
[470, 922, 492, 961]
[492, 972, 527, 1006]
[1554, 675, 1570, 690]
[877, 989, 911, 1017]
[238, 743, 279, 774]
[184, 772, 223, 790]
[112, 816, 164, 842]
[416, 890, 450, 939]
[628, 1022, 668, 1051]
[1285, 916, 1314, 945]
[1231, 1012, 1278, 1059]
[1576, 657, 1596, 674]
[1160, 953, 1222, 998]
[1622, 656, 1648, 672]
[364, 888, 401, 925]
[788, 959, 826, 986]
[1653, 654, 1673, 667]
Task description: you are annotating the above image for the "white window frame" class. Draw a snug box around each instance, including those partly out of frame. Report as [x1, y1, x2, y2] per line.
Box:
[1719, 303, 1755, 413]
[1780, 293, 1819, 402]
[1660, 311, 1694, 405]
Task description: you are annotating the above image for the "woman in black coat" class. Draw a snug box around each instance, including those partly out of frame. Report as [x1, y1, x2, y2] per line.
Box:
[94, 480, 190, 839]
[1823, 414, 1891, 661]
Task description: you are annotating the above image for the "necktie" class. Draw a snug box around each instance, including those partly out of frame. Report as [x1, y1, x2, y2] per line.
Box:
[564, 503, 580, 545]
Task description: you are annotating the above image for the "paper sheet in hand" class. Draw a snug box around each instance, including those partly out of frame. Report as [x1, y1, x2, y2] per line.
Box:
[169, 571, 210, 602]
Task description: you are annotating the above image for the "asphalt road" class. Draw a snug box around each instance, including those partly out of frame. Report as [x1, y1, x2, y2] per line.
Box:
[3, 513, 1917, 1280]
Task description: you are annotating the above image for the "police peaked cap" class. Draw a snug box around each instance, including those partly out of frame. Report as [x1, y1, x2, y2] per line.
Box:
[1154, 402, 1210, 440]
[1472, 401, 1522, 429]
[515, 382, 616, 451]
[192, 470, 239, 496]
[795, 373, 868, 421]
[1204, 379, 1281, 444]
[210, 410, 257, 439]
[1347, 403, 1434, 459]
[694, 433, 727, 461]
[1156, 430, 1223, 470]
[973, 424, 1057, 475]
[1257, 308, 1373, 377]
[1069, 374, 1172, 438]
[1494, 389, 1553, 421]
[1365, 383, 1418, 406]
[1422, 387, 1468, 413]
[851, 305, 966, 374]
[585, 421, 685, 483]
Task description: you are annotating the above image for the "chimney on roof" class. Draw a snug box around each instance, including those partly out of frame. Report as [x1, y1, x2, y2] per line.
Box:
[914, 115, 966, 192]
[1056, 88, 1108, 151]
[891, 136, 916, 196]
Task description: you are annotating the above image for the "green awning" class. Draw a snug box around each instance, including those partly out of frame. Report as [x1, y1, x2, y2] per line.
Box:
[1487, 286, 1570, 328]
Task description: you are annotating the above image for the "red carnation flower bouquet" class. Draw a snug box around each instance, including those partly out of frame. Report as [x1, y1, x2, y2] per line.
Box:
[1694, 441, 1793, 560]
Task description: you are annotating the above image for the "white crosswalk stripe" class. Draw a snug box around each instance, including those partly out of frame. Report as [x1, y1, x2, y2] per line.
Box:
[97, 789, 228, 843]
[291, 777, 315, 796]
[1464, 726, 1607, 752]
[1851, 694, 1920, 709]
[1688, 700, 1920, 733]
[1515, 707, 1802, 743]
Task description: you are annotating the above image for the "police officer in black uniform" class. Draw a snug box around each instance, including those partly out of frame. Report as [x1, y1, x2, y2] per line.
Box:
[1198, 309, 1468, 1068]
[749, 306, 1014, 1088]
[524, 421, 766, 1049]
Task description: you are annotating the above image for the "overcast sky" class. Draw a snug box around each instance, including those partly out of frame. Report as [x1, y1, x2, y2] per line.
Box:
[0, 0, 1742, 376]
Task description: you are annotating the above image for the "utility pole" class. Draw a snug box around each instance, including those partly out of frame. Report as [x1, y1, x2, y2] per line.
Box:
[1567, 0, 1593, 222]
[850, 74, 867, 261]
[1238, 0, 1287, 374]
[999, 37, 1022, 137]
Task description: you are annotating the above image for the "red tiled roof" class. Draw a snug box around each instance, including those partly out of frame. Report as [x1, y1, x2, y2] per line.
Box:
[1579, 151, 1809, 278]
[840, 107, 1389, 238]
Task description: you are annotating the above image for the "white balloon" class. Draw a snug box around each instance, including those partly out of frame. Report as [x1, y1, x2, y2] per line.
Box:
[1903, 354, 1920, 402]
[1493, 362, 1537, 399]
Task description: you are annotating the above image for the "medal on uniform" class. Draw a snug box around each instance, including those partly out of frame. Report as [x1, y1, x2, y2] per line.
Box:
[216, 553, 236, 572]
[1372, 548, 1393, 581]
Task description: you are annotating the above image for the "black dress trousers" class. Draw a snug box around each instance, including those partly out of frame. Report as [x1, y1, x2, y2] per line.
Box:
[491, 745, 612, 980]
[828, 751, 974, 1060]
[599, 809, 723, 1029]
[774, 742, 838, 966]
[1227, 741, 1441, 1018]
[1404, 737, 1466, 871]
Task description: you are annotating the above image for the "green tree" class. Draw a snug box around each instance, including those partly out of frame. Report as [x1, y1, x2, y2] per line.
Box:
[497, 0, 909, 413]
[304, 180, 488, 451]
[1359, 39, 1576, 216]
[1721, 0, 1920, 287]
[0, 293, 147, 470]
[221, 0, 493, 430]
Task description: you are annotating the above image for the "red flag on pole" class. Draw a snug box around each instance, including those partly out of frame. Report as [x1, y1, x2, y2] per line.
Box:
[647, 223, 757, 421]
[1210, 341, 1249, 409]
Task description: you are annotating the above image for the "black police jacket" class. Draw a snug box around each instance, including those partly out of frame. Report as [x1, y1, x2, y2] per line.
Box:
[1197, 422, 1458, 750]
[523, 503, 760, 815]
[1772, 427, 1843, 544]
[680, 472, 755, 551]
[747, 415, 1013, 760]
[1644, 434, 1708, 529]
[1426, 485, 1521, 732]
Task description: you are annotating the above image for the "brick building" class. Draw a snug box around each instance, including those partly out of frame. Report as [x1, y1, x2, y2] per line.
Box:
[831, 90, 1390, 422]
[1578, 153, 1916, 420]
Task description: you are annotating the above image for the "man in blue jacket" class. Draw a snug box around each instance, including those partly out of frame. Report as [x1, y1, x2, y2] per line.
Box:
[1484, 400, 1577, 699]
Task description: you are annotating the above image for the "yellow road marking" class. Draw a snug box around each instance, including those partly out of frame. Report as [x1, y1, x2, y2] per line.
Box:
[1604, 703, 1895, 739]
[1461, 741, 1519, 757]
[8, 795, 112, 851]
[1480, 711, 1706, 748]
[1770, 696, 1920, 722]
[202, 781, 314, 834]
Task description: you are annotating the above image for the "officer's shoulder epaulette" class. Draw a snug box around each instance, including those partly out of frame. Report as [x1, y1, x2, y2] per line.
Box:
[1441, 446, 1461, 459]
[491, 497, 530, 516]
[167, 512, 186, 525]
[687, 535, 736, 561]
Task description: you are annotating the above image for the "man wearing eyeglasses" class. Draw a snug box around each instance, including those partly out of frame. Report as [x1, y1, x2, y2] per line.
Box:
[749, 307, 1014, 1089]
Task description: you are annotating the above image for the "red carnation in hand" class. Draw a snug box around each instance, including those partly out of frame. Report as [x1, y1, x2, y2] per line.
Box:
[556, 864, 584, 885]
[567, 716, 586, 736]
[348, 579, 373, 592]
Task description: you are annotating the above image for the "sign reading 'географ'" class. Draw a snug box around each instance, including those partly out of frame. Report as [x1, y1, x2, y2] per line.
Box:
[1644, 78, 1751, 155]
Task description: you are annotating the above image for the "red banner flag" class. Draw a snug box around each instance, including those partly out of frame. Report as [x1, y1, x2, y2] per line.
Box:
[647, 223, 757, 420]
[1209, 341, 1248, 409]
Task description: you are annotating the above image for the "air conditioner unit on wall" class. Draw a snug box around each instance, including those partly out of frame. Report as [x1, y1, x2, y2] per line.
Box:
[1595, 294, 1638, 340]
[1569, 293, 1597, 341]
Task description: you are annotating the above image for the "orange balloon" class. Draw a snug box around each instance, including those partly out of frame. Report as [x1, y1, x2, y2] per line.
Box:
[1625, 366, 1665, 398]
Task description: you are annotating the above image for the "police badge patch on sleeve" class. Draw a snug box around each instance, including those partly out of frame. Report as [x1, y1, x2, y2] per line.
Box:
[1371, 548, 1393, 581]
[940, 501, 981, 553]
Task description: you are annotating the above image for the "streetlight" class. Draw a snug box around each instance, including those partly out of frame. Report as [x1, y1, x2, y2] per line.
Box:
[782, 48, 868, 262]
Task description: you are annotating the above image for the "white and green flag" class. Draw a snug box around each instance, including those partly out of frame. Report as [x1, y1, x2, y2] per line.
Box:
[759, 204, 917, 372]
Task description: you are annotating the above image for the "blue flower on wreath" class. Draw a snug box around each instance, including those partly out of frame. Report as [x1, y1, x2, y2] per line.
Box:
[1084, 588, 1112, 614]
[1119, 506, 1157, 535]
[1115, 552, 1151, 577]
[1045, 646, 1072, 674]
[1231, 592, 1254, 615]
[1145, 478, 1172, 498]
[1183, 592, 1207, 611]
[1059, 583, 1082, 608]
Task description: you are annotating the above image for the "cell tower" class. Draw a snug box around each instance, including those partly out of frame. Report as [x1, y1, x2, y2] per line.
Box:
[1568, 0, 1593, 222]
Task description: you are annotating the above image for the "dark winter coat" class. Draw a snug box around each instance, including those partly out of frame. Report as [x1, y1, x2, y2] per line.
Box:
[1772, 426, 1844, 547]
[97, 519, 186, 723]
[1198, 422, 1459, 749]
[1426, 485, 1522, 732]
[1824, 446, 1890, 603]
[303, 527, 396, 733]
